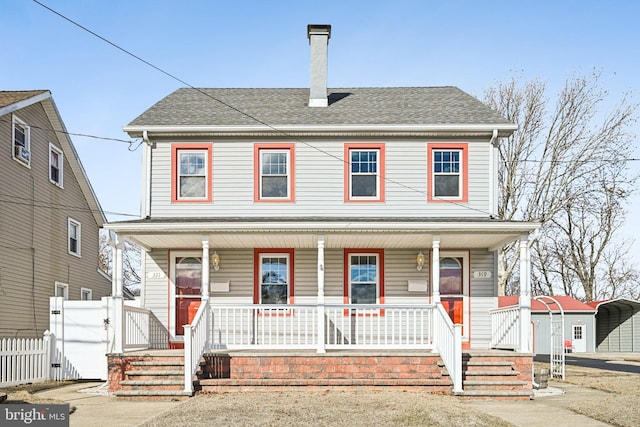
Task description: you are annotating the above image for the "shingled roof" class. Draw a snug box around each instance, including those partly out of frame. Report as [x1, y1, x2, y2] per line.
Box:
[126, 86, 512, 128]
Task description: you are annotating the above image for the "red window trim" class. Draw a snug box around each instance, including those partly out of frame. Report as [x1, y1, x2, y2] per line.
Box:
[171, 143, 213, 203]
[343, 249, 385, 316]
[427, 142, 468, 203]
[253, 143, 296, 203]
[253, 248, 295, 305]
[344, 143, 386, 202]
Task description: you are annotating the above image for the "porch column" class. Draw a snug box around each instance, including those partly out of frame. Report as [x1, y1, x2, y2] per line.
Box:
[519, 235, 532, 353]
[432, 236, 441, 303]
[317, 236, 326, 353]
[110, 233, 125, 354]
[201, 237, 210, 301]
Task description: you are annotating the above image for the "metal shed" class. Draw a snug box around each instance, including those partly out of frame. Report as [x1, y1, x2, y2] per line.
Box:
[589, 299, 640, 353]
[499, 296, 596, 354]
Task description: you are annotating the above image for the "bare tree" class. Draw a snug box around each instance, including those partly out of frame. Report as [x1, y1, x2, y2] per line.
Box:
[98, 231, 142, 294]
[484, 71, 638, 300]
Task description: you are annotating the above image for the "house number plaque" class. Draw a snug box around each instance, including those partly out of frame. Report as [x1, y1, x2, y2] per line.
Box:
[472, 270, 492, 279]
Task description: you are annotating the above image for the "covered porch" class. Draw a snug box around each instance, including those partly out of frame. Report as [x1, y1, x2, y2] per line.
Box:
[104, 218, 537, 397]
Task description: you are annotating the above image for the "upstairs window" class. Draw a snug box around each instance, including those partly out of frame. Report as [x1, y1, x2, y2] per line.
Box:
[428, 143, 468, 202]
[171, 144, 212, 202]
[68, 218, 81, 257]
[49, 143, 64, 187]
[12, 115, 31, 166]
[254, 144, 295, 202]
[344, 143, 385, 202]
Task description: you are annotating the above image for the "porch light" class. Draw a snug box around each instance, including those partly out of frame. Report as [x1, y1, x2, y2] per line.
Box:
[211, 251, 220, 271]
[416, 251, 425, 271]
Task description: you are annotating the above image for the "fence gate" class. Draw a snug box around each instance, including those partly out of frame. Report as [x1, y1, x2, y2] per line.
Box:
[534, 296, 565, 380]
[49, 297, 111, 380]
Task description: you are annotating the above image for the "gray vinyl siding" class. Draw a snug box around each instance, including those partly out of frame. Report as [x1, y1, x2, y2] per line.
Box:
[0, 102, 110, 338]
[148, 137, 492, 218]
[596, 305, 640, 352]
[469, 250, 498, 349]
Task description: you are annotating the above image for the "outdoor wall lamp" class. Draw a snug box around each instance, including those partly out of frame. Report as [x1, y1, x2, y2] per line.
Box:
[211, 251, 220, 271]
[416, 251, 425, 271]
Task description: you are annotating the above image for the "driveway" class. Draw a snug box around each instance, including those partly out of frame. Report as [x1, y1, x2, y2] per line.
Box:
[534, 353, 640, 374]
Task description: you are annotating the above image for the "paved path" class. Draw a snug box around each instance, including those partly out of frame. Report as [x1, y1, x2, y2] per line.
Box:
[35, 382, 183, 427]
[465, 383, 612, 426]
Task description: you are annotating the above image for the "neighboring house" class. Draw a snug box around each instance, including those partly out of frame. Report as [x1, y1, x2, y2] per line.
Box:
[105, 25, 539, 398]
[588, 298, 640, 352]
[499, 295, 596, 354]
[0, 90, 111, 338]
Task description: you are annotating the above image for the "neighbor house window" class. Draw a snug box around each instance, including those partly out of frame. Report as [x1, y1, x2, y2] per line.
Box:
[54, 282, 69, 300]
[80, 288, 92, 300]
[344, 143, 385, 202]
[68, 218, 81, 257]
[428, 143, 468, 202]
[12, 115, 31, 166]
[254, 249, 294, 305]
[254, 143, 295, 202]
[344, 249, 384, 304]
[171, 144, 212, 202]
[49, 143, 63, 186]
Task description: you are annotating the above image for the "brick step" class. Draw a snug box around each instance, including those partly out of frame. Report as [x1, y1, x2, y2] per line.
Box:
[130, 360, 184, 367]
[465, 361, 514, 367]
[198, 377, 452, 393]
[462, 380, 529, 391]
[114, 389, 193, 401]
[120, 379, 184, 391]
[125, 369, 184, 381]
[463, 370, 519, 376]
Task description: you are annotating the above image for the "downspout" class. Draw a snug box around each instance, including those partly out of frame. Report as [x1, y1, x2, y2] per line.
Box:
[489, 129, 498, 217]
[141, 130, 152, 219]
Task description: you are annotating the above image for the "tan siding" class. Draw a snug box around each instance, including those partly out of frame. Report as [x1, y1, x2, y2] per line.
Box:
[0, 102, 110, 338]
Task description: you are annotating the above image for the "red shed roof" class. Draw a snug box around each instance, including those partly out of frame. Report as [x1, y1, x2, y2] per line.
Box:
[499, 295, 596, 312]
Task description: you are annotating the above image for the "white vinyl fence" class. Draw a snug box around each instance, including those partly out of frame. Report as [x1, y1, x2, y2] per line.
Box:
[0, 332, 53, 387]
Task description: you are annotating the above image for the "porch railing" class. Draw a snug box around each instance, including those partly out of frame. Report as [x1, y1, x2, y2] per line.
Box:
[490, 305, 520, 350]
[184, 302, 210, 393]
[432, 304, 462, 393]
[123, 305, 151, 350]
[209, 304, 436, 350]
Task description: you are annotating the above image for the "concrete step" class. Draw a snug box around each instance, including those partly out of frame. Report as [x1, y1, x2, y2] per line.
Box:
[114, 389, 193, 401]
[455, 389, 533, 400]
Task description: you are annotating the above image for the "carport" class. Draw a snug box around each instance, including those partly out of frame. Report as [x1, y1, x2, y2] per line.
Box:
[590, 298, 640, 353]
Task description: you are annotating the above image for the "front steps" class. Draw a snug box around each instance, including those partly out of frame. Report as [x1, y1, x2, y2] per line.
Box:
[110, 350, 193, 401]
[108, 349, 533, 400]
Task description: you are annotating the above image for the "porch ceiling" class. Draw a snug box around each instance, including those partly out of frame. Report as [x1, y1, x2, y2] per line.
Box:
[105, 218, 538, 251]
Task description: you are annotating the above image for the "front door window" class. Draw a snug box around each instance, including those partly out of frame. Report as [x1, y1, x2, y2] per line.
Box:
[174, 256, 202, 335]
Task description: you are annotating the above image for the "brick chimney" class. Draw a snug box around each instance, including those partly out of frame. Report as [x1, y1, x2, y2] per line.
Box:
[307, 24, 331, 107]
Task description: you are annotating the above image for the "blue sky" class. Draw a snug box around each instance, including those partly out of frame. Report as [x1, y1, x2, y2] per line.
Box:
[3, 0, 639, 255]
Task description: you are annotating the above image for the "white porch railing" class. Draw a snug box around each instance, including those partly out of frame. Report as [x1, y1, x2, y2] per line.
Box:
[209, 304, 436, 351]
[490, 305, 520, 350]
[432, 304, 462, 393]
[184, 302, 210, 393]
[0, 331, 53, 387]
[123, 305, 152, 350]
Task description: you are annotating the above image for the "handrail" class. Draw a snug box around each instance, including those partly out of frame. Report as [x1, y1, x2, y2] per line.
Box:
[183, 301, 209, 393]
[433, 303, 462, 393]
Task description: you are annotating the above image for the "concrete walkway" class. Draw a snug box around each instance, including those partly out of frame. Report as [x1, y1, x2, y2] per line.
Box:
[35, 382, 183, 427]
[465, 383, 612, 426]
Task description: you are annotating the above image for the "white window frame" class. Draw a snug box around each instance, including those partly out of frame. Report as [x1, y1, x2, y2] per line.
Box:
[259, 149, 290, 200]
[349, 149, 380, 200]
[259, 253, 291, 305]
[12, 115, 31, 167]
[347, 253, 380, 305]
[432, 148, 463, 199]
[54, 282, 69, 300]
[49, 143, 64, 187]
[177, 149, 208, 200]
[80, 287, 92, 300]
[68, 218, 81, 257]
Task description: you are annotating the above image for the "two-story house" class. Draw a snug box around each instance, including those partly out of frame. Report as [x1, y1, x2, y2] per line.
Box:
[0, 90, 111, 338]
[105, 25, 539, 399]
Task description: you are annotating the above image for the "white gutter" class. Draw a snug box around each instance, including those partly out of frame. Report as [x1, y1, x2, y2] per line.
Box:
[123, 123, 518, 135]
